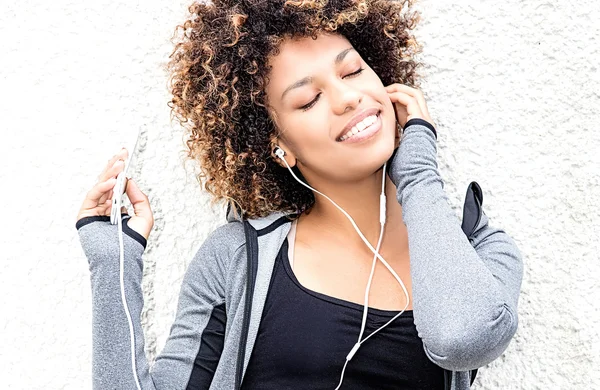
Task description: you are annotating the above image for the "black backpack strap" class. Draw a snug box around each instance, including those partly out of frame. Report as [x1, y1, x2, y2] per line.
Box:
[462, 181, 482, 387]
[461, 181, 483, 239]
[234, 219, 258, 389]
[443, 369, 451, 390]
[234, 213, 295, 389]
[442, 367, 479, 389]
[470, 368, 479, 385]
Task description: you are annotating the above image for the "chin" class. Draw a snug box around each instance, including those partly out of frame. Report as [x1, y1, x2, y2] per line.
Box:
[351, 139, 396, 177]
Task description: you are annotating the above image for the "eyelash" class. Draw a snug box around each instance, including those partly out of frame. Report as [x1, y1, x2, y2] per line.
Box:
[299, 67, 365, 111]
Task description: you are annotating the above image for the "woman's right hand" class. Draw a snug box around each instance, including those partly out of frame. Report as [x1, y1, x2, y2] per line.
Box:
[76, 148, 154, 240]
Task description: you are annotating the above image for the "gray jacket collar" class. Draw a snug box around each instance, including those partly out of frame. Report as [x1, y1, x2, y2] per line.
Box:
[225, 202, 292, 230]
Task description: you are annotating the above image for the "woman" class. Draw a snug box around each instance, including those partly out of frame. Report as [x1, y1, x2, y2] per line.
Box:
[75, 0, 524, 389]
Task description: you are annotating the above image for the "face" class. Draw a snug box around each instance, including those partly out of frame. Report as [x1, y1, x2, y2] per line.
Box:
[265, 32, 398, 185]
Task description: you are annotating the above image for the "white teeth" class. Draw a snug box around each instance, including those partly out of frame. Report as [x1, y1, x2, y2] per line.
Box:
[339, 114, 378, 141]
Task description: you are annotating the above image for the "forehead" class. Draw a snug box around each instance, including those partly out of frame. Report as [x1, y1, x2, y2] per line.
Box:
[267, 33, 354, 78]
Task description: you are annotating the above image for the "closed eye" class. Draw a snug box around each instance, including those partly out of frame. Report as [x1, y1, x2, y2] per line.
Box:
[300, 92, 321, 111]
[344, 67, 364, 78]
[299, 68, 365, 111]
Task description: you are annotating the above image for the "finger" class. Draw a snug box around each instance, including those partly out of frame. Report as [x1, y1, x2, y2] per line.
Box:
[387, 90, 415, 106]
[99, 188, 114, 206]
[98, 182, 116, 205]
[391, 95, 409, 128]
[384, 83, 421, 96]
[100, 148, 127, 177]
[385, 83, 424, 100]
[101, 199, 113, 214]
[385, 84, 425, 108]
[387, 91, 422, 123]
[98, 148, 129, 181]
[76, 192, 114, 222]
[81, 177, 117, 211]
[99, 158, 126, 184]
[126, 179, 153, 220]
[123, 179, 154, 240]
[386, 84, 433, 126]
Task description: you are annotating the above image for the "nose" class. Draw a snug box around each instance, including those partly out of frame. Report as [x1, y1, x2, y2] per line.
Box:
[330, 79, 363, 115]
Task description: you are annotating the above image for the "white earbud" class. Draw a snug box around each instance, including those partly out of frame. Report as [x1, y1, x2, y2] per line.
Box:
[274, 145, 410, 389]
[274, 147, 285, 159]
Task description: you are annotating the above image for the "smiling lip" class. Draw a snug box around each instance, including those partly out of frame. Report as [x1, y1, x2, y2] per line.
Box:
[338, 113, 382, 144]
[336, 107, 381, 141]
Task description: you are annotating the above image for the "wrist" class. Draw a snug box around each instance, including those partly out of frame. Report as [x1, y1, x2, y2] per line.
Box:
[403, 118, 437, 140]
[388, 119, 439, 189]
[123, 217, 148, 249]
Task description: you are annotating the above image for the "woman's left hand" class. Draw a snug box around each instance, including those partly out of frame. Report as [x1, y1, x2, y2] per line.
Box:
[385, 84, 436, 130]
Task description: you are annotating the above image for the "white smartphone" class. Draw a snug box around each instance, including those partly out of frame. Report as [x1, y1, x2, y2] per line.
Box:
[110, 129, 143, 225]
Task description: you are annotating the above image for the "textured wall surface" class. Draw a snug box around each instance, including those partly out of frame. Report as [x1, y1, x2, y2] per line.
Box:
[0, 0, 598, 389]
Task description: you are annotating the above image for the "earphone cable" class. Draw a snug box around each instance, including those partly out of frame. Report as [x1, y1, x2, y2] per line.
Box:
[276, 153, 410, 308]
[357, 159, 389, 343]
[276, 151, 410, 389]
[117, 181, 143, 390]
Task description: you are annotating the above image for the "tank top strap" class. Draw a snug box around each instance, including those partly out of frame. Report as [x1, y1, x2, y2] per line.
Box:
[286, 219, 298, 270]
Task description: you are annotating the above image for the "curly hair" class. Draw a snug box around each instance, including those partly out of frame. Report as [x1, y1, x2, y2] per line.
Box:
[167, 0, 423, 220]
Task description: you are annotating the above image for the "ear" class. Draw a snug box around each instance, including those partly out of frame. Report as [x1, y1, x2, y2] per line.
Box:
[267, 109, 298, 168]
[271, 139, 297, 168]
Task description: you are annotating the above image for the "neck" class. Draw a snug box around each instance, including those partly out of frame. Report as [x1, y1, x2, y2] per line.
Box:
[299, 167, 403, 247]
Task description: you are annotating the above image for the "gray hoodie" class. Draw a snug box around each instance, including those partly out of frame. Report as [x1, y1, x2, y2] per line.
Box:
[76, 119, 524, 389]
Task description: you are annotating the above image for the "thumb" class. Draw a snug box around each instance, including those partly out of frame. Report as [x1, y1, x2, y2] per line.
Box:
[125, 179, 152, 219]
[124, 178, 154, 240]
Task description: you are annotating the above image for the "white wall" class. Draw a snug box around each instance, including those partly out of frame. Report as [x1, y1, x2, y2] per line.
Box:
[0, 0, 598, 388]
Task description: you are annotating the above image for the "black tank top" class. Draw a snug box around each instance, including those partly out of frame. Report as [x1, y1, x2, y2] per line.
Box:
[241, 235, 445, 389]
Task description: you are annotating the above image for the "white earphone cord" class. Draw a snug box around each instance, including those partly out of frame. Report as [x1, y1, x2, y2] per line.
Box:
[275, 149, 410, 389]
[117, 171, 143, 390]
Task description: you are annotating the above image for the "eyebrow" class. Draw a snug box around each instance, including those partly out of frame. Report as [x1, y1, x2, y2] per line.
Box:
[280, 47, 356, 100]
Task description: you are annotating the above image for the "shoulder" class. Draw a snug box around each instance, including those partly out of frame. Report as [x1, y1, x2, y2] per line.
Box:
[190, 220, 247, 266]
[191, 211, 294, 265]
[181, 221, 247, 299]
[183, 212, 293, 299]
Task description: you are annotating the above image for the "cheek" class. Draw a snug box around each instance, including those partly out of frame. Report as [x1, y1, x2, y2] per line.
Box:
[284, 109, 331, 147]
[366, 83, 397, 134]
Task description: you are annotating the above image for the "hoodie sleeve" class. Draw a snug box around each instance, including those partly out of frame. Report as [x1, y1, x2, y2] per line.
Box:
[387, 118, 524, 372]
[76, 215, 237, 389]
